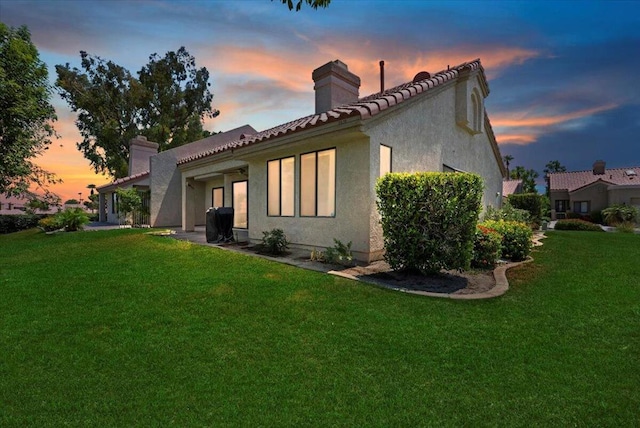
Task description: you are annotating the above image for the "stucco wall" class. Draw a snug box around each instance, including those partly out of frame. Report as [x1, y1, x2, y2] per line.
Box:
[608, 185, 640, 208]
[243, 130, 373, 260]
[364, 72, 503, 255]
[571, 182, 609, 213]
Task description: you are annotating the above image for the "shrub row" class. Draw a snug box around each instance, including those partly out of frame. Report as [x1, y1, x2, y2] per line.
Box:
[508, 193, 543, 225]
[376, 172, 483, 274]
[554, 219, 604, 232]
[0, 214, 46, 234]
[472, 225, 502, 269]
[480, 219, 533, 261]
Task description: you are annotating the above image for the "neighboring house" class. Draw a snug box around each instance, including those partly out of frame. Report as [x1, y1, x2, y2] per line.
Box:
[0, 194, 61, 215]
[99, 58, 506, 261]
[502, 179, 523, 201]
[548, 160, 640, 220]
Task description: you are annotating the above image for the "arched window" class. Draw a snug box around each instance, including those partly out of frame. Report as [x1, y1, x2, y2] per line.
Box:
[471, 90, 482, 133]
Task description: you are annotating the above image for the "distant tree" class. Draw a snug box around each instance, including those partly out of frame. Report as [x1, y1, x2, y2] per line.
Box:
[25, 191, 61, 213]
[64, 199, 79, 205]
[56, 47, 219, 179]
[87, 183, 96, 196]
[0, 24, 60, 196]
[543, 160, 566, 196]
[276, 0, 331, 11]
[503, 155, 514, 177]
[84, 193, 99, 213]
[510, 166, 539, 194]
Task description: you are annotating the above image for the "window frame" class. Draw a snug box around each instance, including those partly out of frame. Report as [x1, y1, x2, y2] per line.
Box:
[267, 156, 295, 217]
[232, 180, 248, 229]
[573, 200, 589, 214]
[211, 186, 224, 208]
[299, 148, 336, 218]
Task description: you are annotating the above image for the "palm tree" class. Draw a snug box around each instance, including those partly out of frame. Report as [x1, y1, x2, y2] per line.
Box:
[503, 155, 514, 177]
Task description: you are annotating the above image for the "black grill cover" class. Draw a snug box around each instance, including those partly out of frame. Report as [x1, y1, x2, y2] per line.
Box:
[205, 208, 220, 243]
[217, 207, 235, 242]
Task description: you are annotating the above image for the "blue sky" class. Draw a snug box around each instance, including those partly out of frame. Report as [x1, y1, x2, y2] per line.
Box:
[2, 0, 639, 200]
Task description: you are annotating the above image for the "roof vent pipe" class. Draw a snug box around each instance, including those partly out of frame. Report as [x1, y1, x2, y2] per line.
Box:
[379, 60, 385, 93]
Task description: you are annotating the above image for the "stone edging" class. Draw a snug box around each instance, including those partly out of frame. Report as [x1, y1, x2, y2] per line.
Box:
[329, 232, 546, 300]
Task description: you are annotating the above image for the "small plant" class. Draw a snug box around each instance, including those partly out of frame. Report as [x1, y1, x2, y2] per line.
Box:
[602, 204, 639, 226]
[554, 219, 604, 232]
[323, 239, 353, 265]
[471, 225, 502, 269]
[38, 216, 62, 232]
[56, 207, 89, 231]
[115, 188, 142, 226]
[480, 219, 532, 261]
[309, 239, 354, 266]
[259, 228, 290, 255]
[615, 221, 636, 233]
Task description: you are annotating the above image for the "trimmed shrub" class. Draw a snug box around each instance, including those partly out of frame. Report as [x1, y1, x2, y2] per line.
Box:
[259, 228, 289, 255]
[472, 225, 502, 269]
[483, 202, 531, 224]
[0, 214, 44, 234]
[602, 204, 639, 226]
[376, 172, 483, 274]
[38, 216, 62, 232]
[480, 219, 533, 261]
[508, 193, 543, 225]
[554, 219, 603, 232]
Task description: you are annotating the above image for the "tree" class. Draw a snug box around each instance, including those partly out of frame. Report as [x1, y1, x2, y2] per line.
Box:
[277, 0, 331, 11]
[115, 188, 142, 225]
[55, 47, 219, 179]
[543, 160, 566, 196]
[25, 191, 61, 213]
[503, 155, 514, 177]
[0, 24, 60, 196]
[510, 166, 539, 193]
[64, 199, 79, 205]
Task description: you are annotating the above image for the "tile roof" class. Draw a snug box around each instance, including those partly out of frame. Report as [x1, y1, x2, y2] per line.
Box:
[502, 179, 522, 196]
[97, 171, 149, 192]
[178, 59, 487, 166]
[549, 167, 640, 192]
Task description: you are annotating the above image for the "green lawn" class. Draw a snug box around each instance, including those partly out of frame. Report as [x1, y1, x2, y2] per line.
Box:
[1, 229, 639, 426]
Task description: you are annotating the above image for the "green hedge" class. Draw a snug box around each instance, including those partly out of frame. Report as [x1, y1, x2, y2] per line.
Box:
[508, 193, 542, 225]
[0, 214, 45, 234]
[472, 225, 502, 269]
[554, 219, 604, 232]
[480, 219, 533, 261]
[376, 172, 483, 274]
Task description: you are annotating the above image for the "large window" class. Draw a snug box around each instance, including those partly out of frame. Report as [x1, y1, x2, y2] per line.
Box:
[555, 199, 568, 213]
[380, 144, 392, 177]
[232, 181, 248, 228]
[268, 157, 295, 216]
[301, 148, 336, 217]
[573, 201, 589, 214]
[212, 187, 224, 208]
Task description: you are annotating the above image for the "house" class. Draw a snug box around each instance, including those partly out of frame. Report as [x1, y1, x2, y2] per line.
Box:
[548, 160, 640, 220]
[99, 58, 506, 261]
[502, 179, 523, 201]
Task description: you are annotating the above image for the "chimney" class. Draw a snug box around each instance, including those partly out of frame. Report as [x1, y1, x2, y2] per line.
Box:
[379, 60, 385, 93]
[312, 60, 360, 114]
[129, 135, 159, 176]
[592, 160, 606, 175]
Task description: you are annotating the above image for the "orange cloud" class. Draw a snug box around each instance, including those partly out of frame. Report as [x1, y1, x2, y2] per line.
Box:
[491, 103, 618, 128]
[495, 134, 537, 146]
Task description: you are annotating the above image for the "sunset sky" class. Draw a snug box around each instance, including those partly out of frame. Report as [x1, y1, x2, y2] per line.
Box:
[2, 0, 639, 202]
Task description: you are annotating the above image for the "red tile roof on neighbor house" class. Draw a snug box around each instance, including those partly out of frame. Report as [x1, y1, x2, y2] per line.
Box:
[502, 179, 522, 196]
[97, 171, 149, 192]
[548, 166, 640, 192]
[178, 59, 492, 166]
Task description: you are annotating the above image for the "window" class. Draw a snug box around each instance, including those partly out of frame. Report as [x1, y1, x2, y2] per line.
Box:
[555, 200, 568, 213]
[573, 201, 589, 214]
[301, 148, 336, 217]
[232, 181, 248, 228]
[380, 145, 392, 177]
[111, 192, 117, 214]
[267, 157, 295, 216]
[212, 187, 224, 208]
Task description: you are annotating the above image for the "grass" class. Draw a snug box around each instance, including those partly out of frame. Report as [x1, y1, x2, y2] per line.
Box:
[1, 228, 639, 426]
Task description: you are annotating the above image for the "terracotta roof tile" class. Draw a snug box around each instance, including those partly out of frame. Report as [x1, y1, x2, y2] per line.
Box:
[178, 59, 487, 166]
[502, 179, 522, 196]
[97, 171, 149, 191]
[549, 167, 640, 192]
